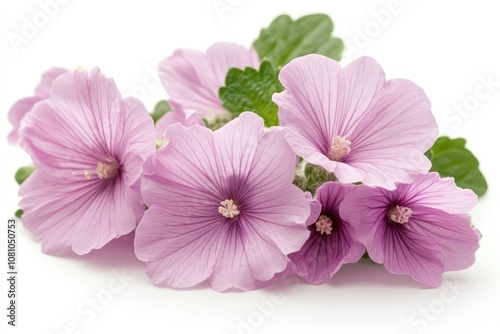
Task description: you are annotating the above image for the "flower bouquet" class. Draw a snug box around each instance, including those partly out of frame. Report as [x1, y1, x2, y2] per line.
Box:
[8, 13, 487, 292]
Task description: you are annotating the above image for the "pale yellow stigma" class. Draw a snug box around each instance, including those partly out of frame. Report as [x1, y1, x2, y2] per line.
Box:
[156, 138, 168, 150]
[388, 205, 413, 224]
[73, 161, 119, 180]
[218, 199, 240, 218]
[156, 133, 169, 150]
[328, 136, 351, 161]
[315, 215, 333, 235]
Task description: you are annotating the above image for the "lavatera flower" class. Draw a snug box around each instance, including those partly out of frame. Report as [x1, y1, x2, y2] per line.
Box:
[340, 173, 481, 287]
[288, 183, 366, 284]
[135, 112, 311, 291]
[8, 67, 67, 145]
[154, 100, 204, 149]
[18, 68, 156, 255]
[158, 42, 260, 121]
[273, 54, 439, 189]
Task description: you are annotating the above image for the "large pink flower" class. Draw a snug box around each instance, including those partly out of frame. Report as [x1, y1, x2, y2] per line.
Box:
[273, 55, 439, 189]
[8, 67, 67, 145]
[158, 42, 260, 119]
[289, 182, 365, 284]
[135, 112, 311, 291]
[339, 173, 481, 287]
[18, 68, 156, 255]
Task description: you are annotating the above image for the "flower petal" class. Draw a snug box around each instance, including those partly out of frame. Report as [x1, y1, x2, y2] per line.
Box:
[410, 207, 479, 271]
[20, 170, 140, 254]
[155, 100, 203, 135]
[275, 55, 385, 162]
[34, 67, 68, 97]
[289, 223, 365, 284]
[135, 205, 224, 288]
[19, 170, 82, 253]
[8, 96, 40, 145]
[304, 192, 322, 227]
[70, 176, 142, 254]
[208, 224, 271, 292]
[235, 119, 311, 248]
[369, 223, 445, 287]
[214, 112, 265, 192]
[334, 56, 386, 136]
[239, 215, 304, 281]
[345, 79, 438, 188]
[244, 184, 310, 249]
[241, 126, 296, 200]
[8, 67, 67, 145]
[205, 42, 260, 83]
[118, 97, 156, 159]
[339, 185, 391, 245]
[316, 182, 366, 264]
[142, 113, 271, 216]
[158, 43, 259, 118]
[20, 99, 97, 174]
[400, 173, 478, 214]
[19, 69, 155, 175]
[275, 54, 342, 156]
[48, 68, 123, 158]
[159, 48, 221, 114]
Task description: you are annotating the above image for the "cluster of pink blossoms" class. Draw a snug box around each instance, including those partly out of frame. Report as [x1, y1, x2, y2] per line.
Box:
[9, 43, 480, 291]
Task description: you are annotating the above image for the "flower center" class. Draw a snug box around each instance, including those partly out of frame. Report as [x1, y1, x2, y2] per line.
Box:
[156, 138, 168, 150]
[388, 205, 412, 224]
[218, 199, 240, 218]
[155, 132, 168, 150]
[315, 215, 333, 235]
[73, 161, 120, 180]
[328, 136, 351, 161]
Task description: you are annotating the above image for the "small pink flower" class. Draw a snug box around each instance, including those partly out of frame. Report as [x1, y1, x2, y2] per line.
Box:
[273, 55, 439, 189]
[19, 68, 156, 255]
[155, 101, 204, 147]
[289, 183, 365, 284]
[135, 112, 311, 291]
[156, 101, 204, 132]
[158, 42, 260, 120]
[340, 173, 481, 287]
[8, 67, 67, 145]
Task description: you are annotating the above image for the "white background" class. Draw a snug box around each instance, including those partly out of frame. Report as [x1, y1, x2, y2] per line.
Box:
[1, 1, 499, 333]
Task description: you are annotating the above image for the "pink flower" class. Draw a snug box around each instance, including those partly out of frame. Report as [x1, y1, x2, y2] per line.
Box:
[8, 67, 67, 145]
[135, 112, 311, 291]
[339, 173, 481, 287]
[18, 68, 156, 255]
[155, 100, 204, 148]
[288, 183, 365, 284]
[158, 42, 260, 120]
[273, 55, 439, 189]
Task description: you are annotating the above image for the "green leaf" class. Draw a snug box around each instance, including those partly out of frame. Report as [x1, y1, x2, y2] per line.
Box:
[150, 100, 172, 124]
[301, 163, 337, 195]
[253, 14, 344, 68]
[428, 137, 488, 197]
[458, 169, 488, 198]
[219, 61, 283, 127]
[15, 209, 23, 219]
[429, 137, 467, 155]
[15, 166, 35, 185]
